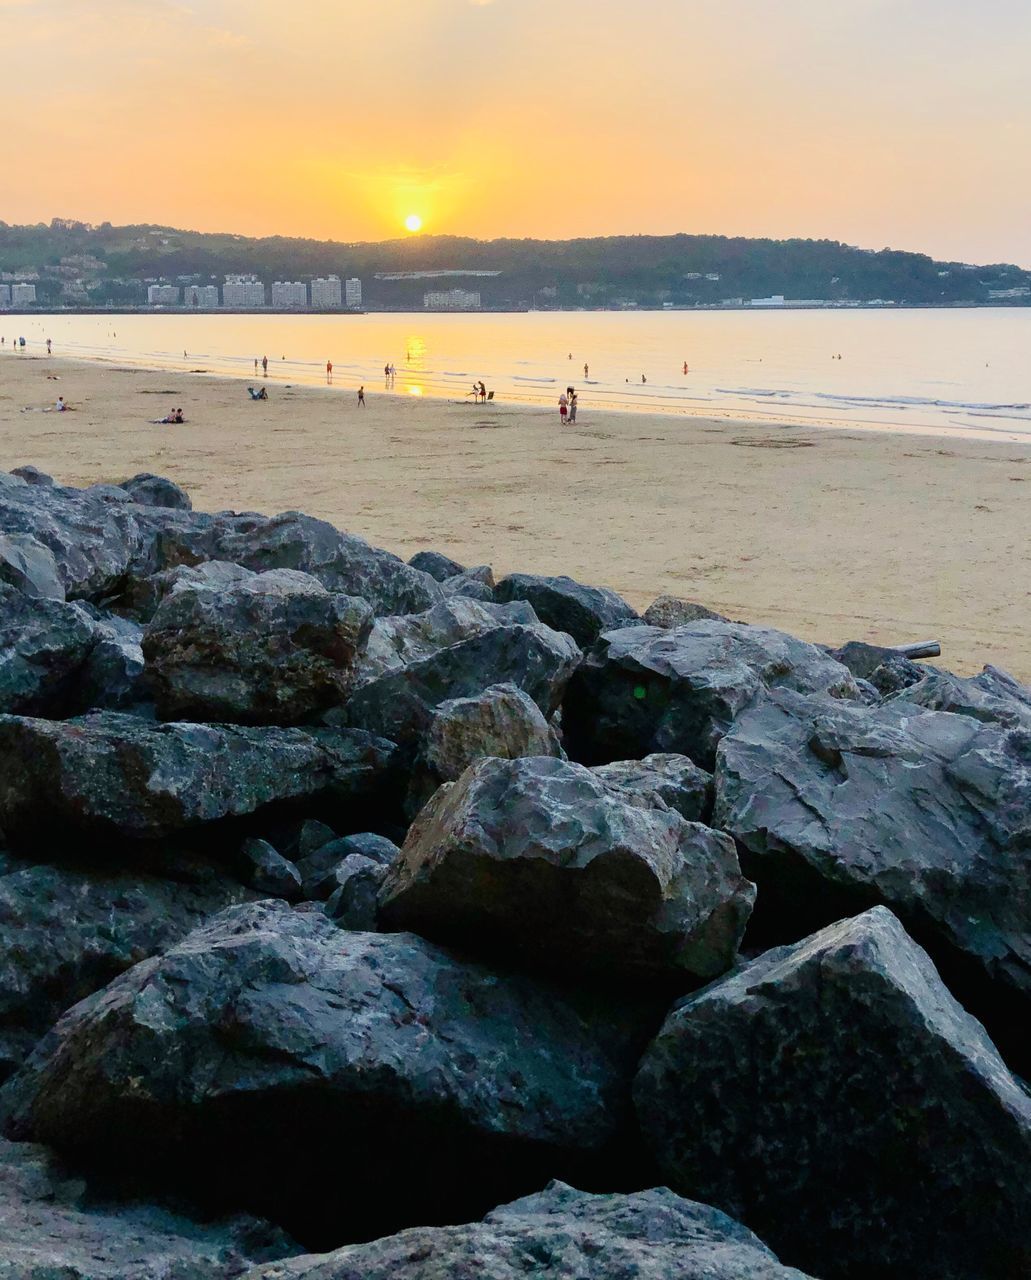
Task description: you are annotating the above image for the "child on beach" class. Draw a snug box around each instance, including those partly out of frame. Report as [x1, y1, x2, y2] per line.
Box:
[568, 392, 578, 423]
[558, 392, 568, 423]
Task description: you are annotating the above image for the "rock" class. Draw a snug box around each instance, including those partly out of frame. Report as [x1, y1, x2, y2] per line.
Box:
[830, 640, 927, 696]
[0, 712, 396, 845]
[406, 682, 565, 818]
[643, 595, 730, 627]
[633, 908, 1031, 1280]
[2, 901, 646, 1247]
[111, 559, 258, 624]
[245, 1180, 817, 1280]
[0, 857, 252, 1083]
[127, 508, 268, 582]
[119, 472, 193, 511]
[408, 549, 465, 581]
[296, 832, 400, 900]
[0, 1136, 294, 1279]
[440, 571, 495, 602]
[494, 573, 639, 647]
[213, 511, 442, 616]
[75, 605, 147, 711]
[9, 465, 53, 486]
[0, 583, 98, 715]
[380, 755, 754, 984]
[291, 819, 338, 861]
[0, 532, 65, 600]
[891, 665, 1031, 731]
[142, 570, 374, 724]
[591, 753, 713, 824]
[713, 687, 1031, 1073]
[562, 620, 862, 769]
[323, 855, 388, 930]
[347, 602, 581, 746]
[239, 838, 303, 899]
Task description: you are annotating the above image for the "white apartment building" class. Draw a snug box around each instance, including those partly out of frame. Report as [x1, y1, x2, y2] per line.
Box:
[183, 284, 219, 307]
[147, 284, 181, 305]
[423, 288, 481, 310]
[223, 275, 266, 307]
[271, 281, 308, 308]
[345, 277, 362, 308]
[0, 285, 11, 307]
[311, 276, 343, 308]
[11, 282, 37, 305]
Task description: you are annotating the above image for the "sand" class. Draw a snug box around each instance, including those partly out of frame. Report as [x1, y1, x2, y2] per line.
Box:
[1, 352, 1029, 680]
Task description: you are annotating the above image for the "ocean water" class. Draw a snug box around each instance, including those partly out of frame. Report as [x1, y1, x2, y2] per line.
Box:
[7, 308, 1031, 441]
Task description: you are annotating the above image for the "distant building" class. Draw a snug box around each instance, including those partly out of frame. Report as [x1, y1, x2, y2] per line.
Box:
[424, 288, 481, 310]
[988, 287, 1031, 299]
[345, 277, 362, 308]
[750, 295, 786, 307]
[311, 276, 343, 308]
[271, 281, 308, 308]
[183, 284, 219, 308]
[223, 275, 266, 307]
[0, 284, 10, 307]
[11, 282, 37, 305]
[147, 284, 180, 305]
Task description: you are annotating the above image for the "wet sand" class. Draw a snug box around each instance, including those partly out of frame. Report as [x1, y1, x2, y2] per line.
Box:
[2, 352, 1029, 679]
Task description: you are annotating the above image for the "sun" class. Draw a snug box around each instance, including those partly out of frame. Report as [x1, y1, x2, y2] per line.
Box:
[404, 214, 423, 233]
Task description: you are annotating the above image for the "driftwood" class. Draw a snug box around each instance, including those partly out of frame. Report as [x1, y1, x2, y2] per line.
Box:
[894, 641, 941, 660]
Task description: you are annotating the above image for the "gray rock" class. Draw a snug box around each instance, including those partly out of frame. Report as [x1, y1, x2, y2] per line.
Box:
[0, 712, 396, 843]
[0, 582, 98, 715]
[643, 595, 731, 627]
[563, 620, 862, 769]
[592, 753, 713, 824]
[111, 559, 258, 624]
[0, 532, 65, 600]
[381, 755, 754, 984]
[296, 833, 400, 900]
[2, 901, 645, 1246]
[246, 1180, 816, 1280]
[239, 838, 303, 899]
[9, 465, 53, 487]
[143, 570, 374, 724]
[408, 549, 465, 581]
[323, 855, 388, 930]
[890, 664, 1031, 731]
[76, 606, 147, 711]
[406, 682, 565, 818]
[119, 472, 193, 511]
[440, 571, 495, 602]
[713, 687, 1031, 1073]
[830, 640, 928, 696]
[494, 572, 639, 647]
[633, 907, 1031, 1280]
[0, 1137, 294, 1279]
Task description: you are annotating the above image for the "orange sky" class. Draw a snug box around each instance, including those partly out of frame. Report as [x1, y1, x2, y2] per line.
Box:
[2, 0, 1030, 265]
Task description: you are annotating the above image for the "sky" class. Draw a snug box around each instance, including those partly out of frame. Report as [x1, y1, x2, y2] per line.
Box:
[2, 0, 1030, 265]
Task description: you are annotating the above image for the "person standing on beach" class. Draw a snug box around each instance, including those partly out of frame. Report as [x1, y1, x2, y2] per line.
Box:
[46, 338, 52, 356]
[262, 355, 268, 376]
[254, 358, 259, 373]
[326, 360, 333, 384]
[558, 391, 568, 424]
[568, 392, 578, 423]
[584, 363, 588, 379]
[358, 386, 365, 407]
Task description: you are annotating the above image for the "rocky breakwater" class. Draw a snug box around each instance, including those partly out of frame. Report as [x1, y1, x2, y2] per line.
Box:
[0, 465, 1027, 1280]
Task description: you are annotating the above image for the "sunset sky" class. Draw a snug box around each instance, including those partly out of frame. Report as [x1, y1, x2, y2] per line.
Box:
[3, 0, 1030, 265]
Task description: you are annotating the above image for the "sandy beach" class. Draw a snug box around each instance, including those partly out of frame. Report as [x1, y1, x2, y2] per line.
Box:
[1, 352, 1028, 680]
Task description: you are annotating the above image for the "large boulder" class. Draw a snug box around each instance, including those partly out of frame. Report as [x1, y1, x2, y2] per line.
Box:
[211, 511, 442, 616]
[142, 570, 374, 724]
[890, 664, 1031, 731]
[296, 831, 399, 901]
[642, 595, 730, 627]
[494, 572, 639, 647]
[111, 559, 258, 624]
[563, 621, 863, 769]
[714, 687, 1031, 1073]
[0, 712, 396, 844]
[0, 582, 98, 715]
[75, 605, 147, 711]
[0, 857, 252, 1082]
[118, 472, 193, 511]
[591, 753, 713, 824]
[2, 901, 646, 1247]
[0, 532, 65, 600]
[829, 640, 928, 696]
[380, 755, 754, 984]
[246, 1180, 817, 1280]
[407, 549, 464, 581]
[633, 908, 1031, 1280]
[0, 1137, 294, 1279]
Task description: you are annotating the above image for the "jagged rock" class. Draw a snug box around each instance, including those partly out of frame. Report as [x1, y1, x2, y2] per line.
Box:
[563, 620, 862, 769]
[0, 532, 65, 600]
[111, 559, 258, 624]
[643, 595, 730, 627]
[239, 838, 303, 899]
[246, 1180, 817, 1280]
[323, 856, 387, 930]
[381, 756, 754, 984]
[9, 465, 53, 487]
[296, 832, 400, 900]
[212, 511, 442, 616]
[634, 908, 1031, 1280]
[0, 1136, 294, 1279]
[290, 819, 338, 861]
[591, 753, 713, 824]
[891, 664, 1031, 731]
[830, 640, 927, 696]
[76, 605, 147, 711]
[440, 570, 495, 602]
[2, 901, 645, 1247]
[347, 601, 580, 746]
[0, 583, 98, 715]
[406, 682, 565, 818]
[714, 687, 1031, 1072]
[0, 857, 252, 1083]
[494, 573, 639, 647]
[142, 570, 374, 724]
[119, 472, 193, 511]
[408, 550, 464, 581]
[0, 712, 396, 844]
[127, 508, 268, 582]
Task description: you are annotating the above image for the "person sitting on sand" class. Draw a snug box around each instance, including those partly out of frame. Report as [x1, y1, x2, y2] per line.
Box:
[174, 407, 184, 423]
[56, 396, 67, 412]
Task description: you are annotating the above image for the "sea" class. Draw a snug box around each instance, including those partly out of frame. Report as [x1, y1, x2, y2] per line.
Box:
[8, 308, 1031, 442]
